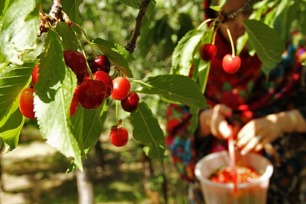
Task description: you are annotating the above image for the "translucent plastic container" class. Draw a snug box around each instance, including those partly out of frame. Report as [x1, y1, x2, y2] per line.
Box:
[194, 151, 273, 204]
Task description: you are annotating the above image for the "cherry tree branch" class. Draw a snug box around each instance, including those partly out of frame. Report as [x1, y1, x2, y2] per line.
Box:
[219, 0, 260, 23]
[125, 0, 151, 54]
[53, 0, 61, 7]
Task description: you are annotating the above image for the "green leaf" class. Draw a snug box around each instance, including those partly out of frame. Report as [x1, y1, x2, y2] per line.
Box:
[0, 0, 11, 16]
[209, 0, 226, 12]
[196, 57, 210, 93]
[136, 74, 206, 109]
[0, 63, 34, 120]
[171, 28, 203, 75]
[71, 102, 107, 154]
[0, 0, 40, 64]
[130, 102, 165, 163]
[189, 105, 200, 134]
[118, 0, 139, 8]
[0, 100, 24, 151]
[61, 0, 83, 24]
[35, 30, 82, 170]
[243, 19, 284, 69]
[56, 22, 79, 51]
[273, 1, 299, 42]
[92, 38, 133, 78]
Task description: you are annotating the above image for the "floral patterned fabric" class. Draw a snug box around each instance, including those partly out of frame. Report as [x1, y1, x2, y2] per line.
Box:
[166, 30, 306, 203]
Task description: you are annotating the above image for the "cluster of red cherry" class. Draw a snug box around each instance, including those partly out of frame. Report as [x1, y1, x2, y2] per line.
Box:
[199, 40, 241, 74]
[18, 50, 139, 147]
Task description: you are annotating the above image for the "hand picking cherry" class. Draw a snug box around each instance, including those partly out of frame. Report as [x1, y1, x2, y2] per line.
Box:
[111, 77, 131, 100]
[19, 87, 35, 119]
[76, 79, 106, 109]
[222, 54, 241, 74]
[200, 44, 217, 62]
[121, 92, 139, 113]
[109, 126, 129, 147]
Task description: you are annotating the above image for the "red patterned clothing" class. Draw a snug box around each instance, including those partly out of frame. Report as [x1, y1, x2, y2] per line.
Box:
[166, 31, 306, 203]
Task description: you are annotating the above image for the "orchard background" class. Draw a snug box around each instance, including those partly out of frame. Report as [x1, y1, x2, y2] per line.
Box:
[0, 0, 305, 203]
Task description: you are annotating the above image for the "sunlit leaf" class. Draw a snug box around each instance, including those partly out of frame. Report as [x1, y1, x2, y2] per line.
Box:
[0, 63, 34, 120]
[0, 0, 40, 64]
[34, 29, 82, 170]
[273, 1, 299, 42]
[92, 38, 133, 78]
[0, 100, 24, 151]
[171, 28, 203, 76]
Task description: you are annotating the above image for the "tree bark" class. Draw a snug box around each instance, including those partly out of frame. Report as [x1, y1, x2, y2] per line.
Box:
[76, 167, 94, 204]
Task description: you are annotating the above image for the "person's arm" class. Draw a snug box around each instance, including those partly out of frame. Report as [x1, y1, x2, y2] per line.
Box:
[198, 104, 233, 139]
[237, 108, 306, 155]
[272, 109, 306, 133]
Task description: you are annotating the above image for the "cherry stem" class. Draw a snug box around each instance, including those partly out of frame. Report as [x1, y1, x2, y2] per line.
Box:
[71, 22, 96, 78]
[226, 26, 236, 57]
[115, 101, 119, 122]
[211, 22, 219, 45]
[197, 18, 213, 31]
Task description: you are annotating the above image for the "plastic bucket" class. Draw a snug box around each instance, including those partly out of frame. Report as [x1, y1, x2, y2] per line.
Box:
[194, 151, 273, 204]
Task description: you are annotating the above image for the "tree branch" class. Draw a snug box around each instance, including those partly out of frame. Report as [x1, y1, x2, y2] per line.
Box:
[125, 0, 151, 54]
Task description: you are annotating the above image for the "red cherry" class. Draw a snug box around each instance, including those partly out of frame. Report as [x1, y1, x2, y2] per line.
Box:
[222, 54, 241, 74]
[93, 71, 113, 98]
[121, 92, 139, 112]
[109, 127, 129, 147]
[70, 93, 79, 116]
[111, 77, 130, 100]
[32, 64, 40, 86]
[19, 87, 35, 119]
[91, 54, 111, 74]
[76, 79, 106, 109]
[63, 50, 87, 82]
[200, 44, 217, 61]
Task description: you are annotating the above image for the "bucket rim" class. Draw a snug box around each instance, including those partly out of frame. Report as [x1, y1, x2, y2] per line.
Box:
[194, 151, 274, 189]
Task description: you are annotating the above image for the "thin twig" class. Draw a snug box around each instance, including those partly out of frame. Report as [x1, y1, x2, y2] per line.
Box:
[125, 0, 151, 53]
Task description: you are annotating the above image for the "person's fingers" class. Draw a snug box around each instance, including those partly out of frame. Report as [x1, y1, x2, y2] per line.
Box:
[210, 104, 233, 139]
[240, 135, 261, 155]
[254, 143, 263, 152]
[219, 120, 233, 139]
[236, 133, 252, 148]
[237, 121, 256, 139]
[263, 143, 275, 155]
[215, 104, 233, 117]
[237, 122, 256, 147]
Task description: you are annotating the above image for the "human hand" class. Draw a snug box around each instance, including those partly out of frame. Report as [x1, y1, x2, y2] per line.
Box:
[236, 114, 283, 155]
[199, 104, 233, 139]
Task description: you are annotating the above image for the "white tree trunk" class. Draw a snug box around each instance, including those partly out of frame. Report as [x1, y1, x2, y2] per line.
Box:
[76, 168, 94, 204]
